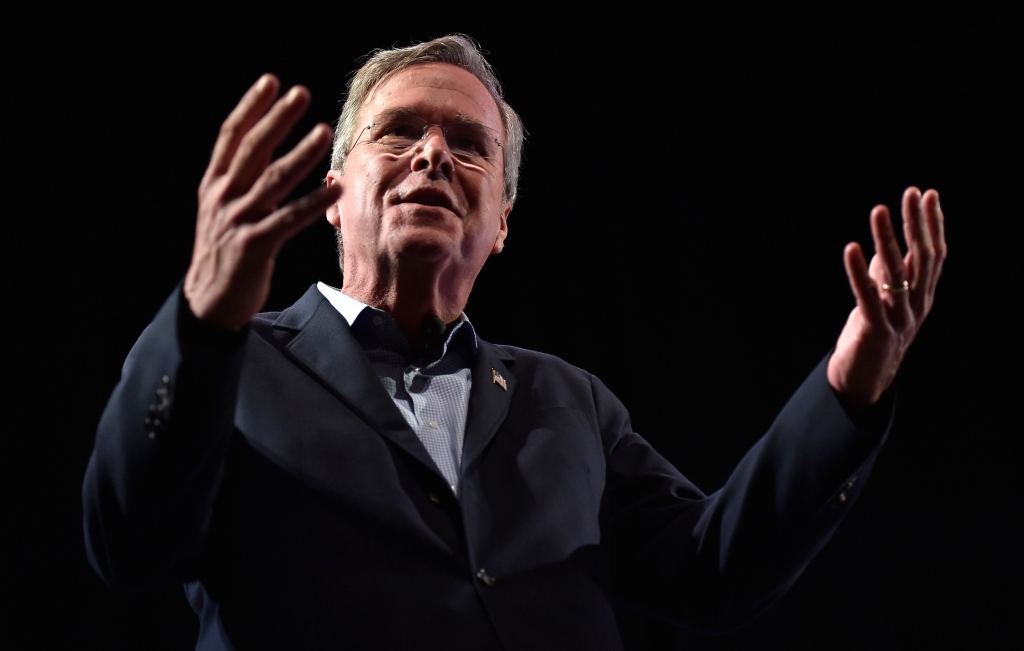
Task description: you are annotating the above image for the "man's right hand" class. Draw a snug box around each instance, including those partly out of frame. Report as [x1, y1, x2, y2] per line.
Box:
[183, 74, 341, 331]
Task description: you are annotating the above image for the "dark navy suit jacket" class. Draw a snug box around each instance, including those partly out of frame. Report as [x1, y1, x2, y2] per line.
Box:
[83, 284, 891, 650]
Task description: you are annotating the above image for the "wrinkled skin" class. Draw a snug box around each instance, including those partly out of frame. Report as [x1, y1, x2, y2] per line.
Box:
[827, 187, 947, 406]
[184, 76, 339, 330]
[325, 63, 511, 344]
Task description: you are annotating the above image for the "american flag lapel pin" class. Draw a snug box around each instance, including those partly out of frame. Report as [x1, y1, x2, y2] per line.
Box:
[491, 368, 507, 391]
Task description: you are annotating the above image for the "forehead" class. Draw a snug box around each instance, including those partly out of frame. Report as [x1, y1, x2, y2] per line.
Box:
[358, 63, 502, 132]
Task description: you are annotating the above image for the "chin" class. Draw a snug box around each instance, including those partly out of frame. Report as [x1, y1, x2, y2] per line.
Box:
[385, 207, 461, 260]
[391, 231, 457, 264]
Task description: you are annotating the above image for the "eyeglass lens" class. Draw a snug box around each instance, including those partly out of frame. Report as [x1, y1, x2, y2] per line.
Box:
[363, 114, 501, 164]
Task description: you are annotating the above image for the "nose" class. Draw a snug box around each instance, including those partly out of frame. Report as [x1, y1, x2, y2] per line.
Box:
[411, 125, 455, 180]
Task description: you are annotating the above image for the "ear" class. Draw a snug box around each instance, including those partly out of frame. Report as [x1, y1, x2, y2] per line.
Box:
[325, 170, 343, 228]
[491, 202, 512, 254]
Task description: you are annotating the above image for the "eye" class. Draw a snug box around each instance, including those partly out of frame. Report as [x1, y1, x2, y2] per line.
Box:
[385, 123, 419, 139]
[446, 125, 492, 159]
[374, 118, 423, 144]
[450, 135, 484, 155]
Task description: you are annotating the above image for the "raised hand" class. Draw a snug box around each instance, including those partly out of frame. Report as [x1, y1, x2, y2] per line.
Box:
[183, 74, 341, 330]
[827, 187, 947, 407]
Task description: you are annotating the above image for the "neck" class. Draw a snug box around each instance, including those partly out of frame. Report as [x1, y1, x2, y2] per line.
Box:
[342, 256, 472, 347]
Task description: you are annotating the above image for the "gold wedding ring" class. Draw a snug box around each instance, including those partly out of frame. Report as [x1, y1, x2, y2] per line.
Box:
[881, 280, 909, 294]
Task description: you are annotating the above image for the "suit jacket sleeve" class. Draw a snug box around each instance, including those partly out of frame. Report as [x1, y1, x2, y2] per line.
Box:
[598, 355, 893, 632]
[83, 285, 248, 590]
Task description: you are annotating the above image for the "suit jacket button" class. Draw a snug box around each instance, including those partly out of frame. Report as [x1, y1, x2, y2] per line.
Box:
[476, 569, 496, 587]
[428, 492, 441, 504]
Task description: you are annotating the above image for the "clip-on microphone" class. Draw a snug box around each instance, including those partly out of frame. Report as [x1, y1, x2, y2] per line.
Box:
[411, 316, 447, 364]
[421, 315, 447, 344]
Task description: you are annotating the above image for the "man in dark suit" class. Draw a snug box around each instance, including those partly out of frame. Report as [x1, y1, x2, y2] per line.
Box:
[83, 35, 946, 649]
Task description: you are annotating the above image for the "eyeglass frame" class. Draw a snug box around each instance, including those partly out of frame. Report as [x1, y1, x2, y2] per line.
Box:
[351, 110, 504, 169]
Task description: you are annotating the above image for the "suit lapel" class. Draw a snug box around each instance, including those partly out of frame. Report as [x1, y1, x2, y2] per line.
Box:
[462, 341, 516, 471]
[273, 286, 443, 477]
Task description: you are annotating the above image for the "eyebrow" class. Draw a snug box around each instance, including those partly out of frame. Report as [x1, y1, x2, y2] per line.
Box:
[369, 107, 495, 134]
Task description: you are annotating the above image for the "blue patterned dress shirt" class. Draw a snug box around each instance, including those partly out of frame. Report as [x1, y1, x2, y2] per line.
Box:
[317, 282, 476, 495]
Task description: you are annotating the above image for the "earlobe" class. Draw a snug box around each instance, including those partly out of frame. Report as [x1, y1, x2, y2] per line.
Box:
[325, 171, 343, 227]
[491, 204, 511, 254]
[327, 203, 341, 228]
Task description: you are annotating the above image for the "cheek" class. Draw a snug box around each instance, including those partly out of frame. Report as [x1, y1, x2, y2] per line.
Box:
[339, 159, 390, 223]
[463, 202, 505, 257]
[464, 171, 504, 216]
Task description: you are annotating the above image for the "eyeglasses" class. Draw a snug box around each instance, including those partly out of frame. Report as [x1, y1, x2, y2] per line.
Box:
[353, 112, 503, 168]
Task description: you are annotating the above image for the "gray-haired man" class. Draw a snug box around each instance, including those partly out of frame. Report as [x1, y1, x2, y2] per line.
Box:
[85, 35, 945, 650]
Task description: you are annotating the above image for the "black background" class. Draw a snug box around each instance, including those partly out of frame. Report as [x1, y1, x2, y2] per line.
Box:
[9, 4, 1021, 649]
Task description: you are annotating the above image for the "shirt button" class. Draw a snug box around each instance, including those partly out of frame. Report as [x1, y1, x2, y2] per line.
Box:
[429, 421, 439, 429]
[476, 569, 496, 587]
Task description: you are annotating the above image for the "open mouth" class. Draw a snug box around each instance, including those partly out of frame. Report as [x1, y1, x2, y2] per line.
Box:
[400, 188, 456, 213]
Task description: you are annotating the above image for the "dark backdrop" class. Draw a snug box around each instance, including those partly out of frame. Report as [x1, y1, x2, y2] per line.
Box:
[9, 4, 1021, 649]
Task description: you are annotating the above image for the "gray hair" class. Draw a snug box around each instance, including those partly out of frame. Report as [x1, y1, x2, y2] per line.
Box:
[330, 34, 524, 205]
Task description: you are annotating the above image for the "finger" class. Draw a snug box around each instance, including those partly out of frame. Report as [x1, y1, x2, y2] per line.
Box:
[922, 189, 947, 297]
[206, 74, 280, 181]
[240, 123, 334, 215]
[250, 182, 343, 254]
[870, 205, 913, 327]
[226, 85, 313, 197]
[901, 186, 934, 315]
[844, 242, 887, 326]
[900, 186, 926, 288]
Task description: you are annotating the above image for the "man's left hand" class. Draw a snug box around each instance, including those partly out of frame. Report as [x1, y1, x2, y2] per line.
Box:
[827, 187, 947, 407]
